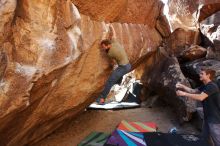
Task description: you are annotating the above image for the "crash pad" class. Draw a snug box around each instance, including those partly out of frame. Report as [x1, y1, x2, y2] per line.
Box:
[117, 120, 157, 132]
[105, 130, 146, 146]
[88, 102, 140, 110]
[78, 132, 110, 146]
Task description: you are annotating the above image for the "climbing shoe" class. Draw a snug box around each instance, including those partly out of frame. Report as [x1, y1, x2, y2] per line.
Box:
[96, 98, 105, 105]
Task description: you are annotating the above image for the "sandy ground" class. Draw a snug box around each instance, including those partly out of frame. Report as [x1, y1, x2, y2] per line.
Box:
[34, 105, 199, 146]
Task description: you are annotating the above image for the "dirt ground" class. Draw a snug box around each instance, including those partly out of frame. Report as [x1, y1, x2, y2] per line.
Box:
[34, 105, 199, 146]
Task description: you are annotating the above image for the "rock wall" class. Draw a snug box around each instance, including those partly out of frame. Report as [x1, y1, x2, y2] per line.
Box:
[140, 47, 197, 122]
[0, 0, 167, 145]
[162, 0, 220, 125]
[200, 11, 220, 59]
[168, 0, 220, 31]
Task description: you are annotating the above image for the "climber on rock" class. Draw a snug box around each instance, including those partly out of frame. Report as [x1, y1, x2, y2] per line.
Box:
[176, 68, 220, 146]
[96, 25, 131, 105]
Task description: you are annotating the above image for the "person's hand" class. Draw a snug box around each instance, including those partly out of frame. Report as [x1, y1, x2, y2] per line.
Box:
[176, 82, 184, 89]
[109, 25, 113, 32]
[113, 64, 118, 70]
[176, 90, 186, 96]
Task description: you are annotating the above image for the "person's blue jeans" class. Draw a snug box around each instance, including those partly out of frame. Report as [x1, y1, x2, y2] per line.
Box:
[99, 63, 131, 99]
[202, 121, 220, 146]
[209, 123, 220, 146]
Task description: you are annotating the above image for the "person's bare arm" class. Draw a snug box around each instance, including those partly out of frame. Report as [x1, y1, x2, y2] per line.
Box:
[101, 25, 116, 40]
[176, 90, 208, 101]
[108, 25, 116, 40]
[176, 82, 199, 94]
